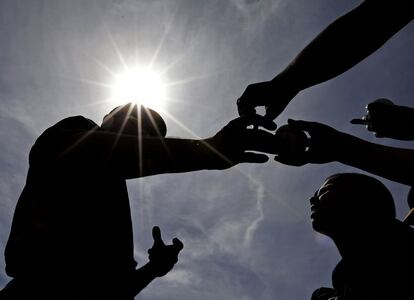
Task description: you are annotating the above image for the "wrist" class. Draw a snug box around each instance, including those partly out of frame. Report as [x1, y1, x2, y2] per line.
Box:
[140, 262, 159, 278]
[190, 138, 218, 170]
[270, 71, 301, 102]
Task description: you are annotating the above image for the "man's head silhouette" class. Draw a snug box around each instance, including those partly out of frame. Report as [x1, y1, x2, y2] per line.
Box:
[310, 173, 395, 237]
[101, 103, 167, 137]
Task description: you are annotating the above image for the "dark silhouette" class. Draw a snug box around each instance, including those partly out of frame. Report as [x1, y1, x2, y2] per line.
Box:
[0, 224, 182, 300]
[0, 103, 277, 299]
[403, 187, 414, 225]
[237, 0, 414, 119]
[351, 99, 414, 225]
[271, 119, 414, 187]
[351, 98, 414, 140]
[310, 173, 414, 299]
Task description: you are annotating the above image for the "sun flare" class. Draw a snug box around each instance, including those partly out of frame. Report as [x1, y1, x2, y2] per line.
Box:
[111, 66, 168, 111]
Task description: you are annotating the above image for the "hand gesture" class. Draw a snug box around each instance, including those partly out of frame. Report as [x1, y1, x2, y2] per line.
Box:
[237, 77, 299, 120]
[351, 99, 414, 140]
[147, 226, 184, 277]
[205, 115, 279, 169]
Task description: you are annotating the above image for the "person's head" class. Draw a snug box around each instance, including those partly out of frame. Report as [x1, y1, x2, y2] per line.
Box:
[310, 173, 395, 238]
[101, 103, 167, 137]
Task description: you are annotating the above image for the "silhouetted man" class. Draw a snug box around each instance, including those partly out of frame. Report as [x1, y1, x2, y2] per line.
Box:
[1, 103, 276, 299]
[237, 0, 414, 120]
[310, 173, 414, 299]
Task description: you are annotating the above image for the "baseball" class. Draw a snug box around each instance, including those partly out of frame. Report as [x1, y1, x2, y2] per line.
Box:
[274, 124, 308, 157]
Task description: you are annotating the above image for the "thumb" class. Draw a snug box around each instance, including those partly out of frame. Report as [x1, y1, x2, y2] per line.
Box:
[152, 226, 165, 246]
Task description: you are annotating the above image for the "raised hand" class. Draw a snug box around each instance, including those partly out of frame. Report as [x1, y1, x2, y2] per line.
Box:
[237, 77, 299, 120]
[147, 226, 184, 277]
[351, 99, 414, 140]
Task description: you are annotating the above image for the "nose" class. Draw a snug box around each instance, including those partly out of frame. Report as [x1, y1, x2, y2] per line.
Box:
[309, 195, 318, 205]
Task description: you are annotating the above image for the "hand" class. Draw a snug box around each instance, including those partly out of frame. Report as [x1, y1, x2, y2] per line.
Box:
[147, 226, 184, 277]
[237, 76, 299, 120]
[351, 99, 414, 140]
[274, 119, 347, 166]
[204, 115, 279, 169]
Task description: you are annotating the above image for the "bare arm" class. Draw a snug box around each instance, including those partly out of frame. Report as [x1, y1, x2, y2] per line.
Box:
[281, 0, 413, 91]
[238, 0, 414, 118]
[47, 117, 278, 179]
[275, 120, 414, 186]
[337, 134, 414, 186]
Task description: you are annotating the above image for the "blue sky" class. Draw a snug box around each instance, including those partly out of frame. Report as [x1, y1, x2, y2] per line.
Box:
[0, 0, 413, 299]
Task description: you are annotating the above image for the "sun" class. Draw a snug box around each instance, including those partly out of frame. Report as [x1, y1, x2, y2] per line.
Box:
[111, 65, 168, 112]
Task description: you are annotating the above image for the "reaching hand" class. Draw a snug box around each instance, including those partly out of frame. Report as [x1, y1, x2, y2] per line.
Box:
[147, 226, 184, 277]
[351, 99, 414, 140]
[274, 119, 347, 166]
[237, 76, 299, 120]
[204, 115, 279, 169]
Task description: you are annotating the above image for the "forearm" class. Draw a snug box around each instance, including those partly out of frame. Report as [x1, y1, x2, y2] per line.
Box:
[70, 132, 221, 178]
[336, 134, 414, 186]
[129, 263, 158, 297]
[136, 138, 224, 177]
[276, 1, 413, 93]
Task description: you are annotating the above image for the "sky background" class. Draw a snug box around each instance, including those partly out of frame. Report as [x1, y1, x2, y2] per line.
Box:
[0, 0, 413, 299]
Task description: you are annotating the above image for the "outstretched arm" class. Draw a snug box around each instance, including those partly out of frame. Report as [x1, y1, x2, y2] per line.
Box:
[237, 0, 414, 119]
[48, 116, 279, 179]
[274, 120, 414, 186]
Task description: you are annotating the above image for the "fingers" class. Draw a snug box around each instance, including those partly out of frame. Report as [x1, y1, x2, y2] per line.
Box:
[151, 226, 183, 251]
[366, 98, 394, 111]
[152, 226, 165, 247]
[243, 114, 277, 130]
[172, 238, 184, 251]
[363, 99, 393, 132]
[242, 130, 280, 154]
[226, 115, 276, 131]
[256, 116, 277, 131]
[274, 154, 306, 167]
[237, 81, 273, 117]
[237, 97, 256, 117]
[239, 152, 269, 164]
[350, 118, 368, 125]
